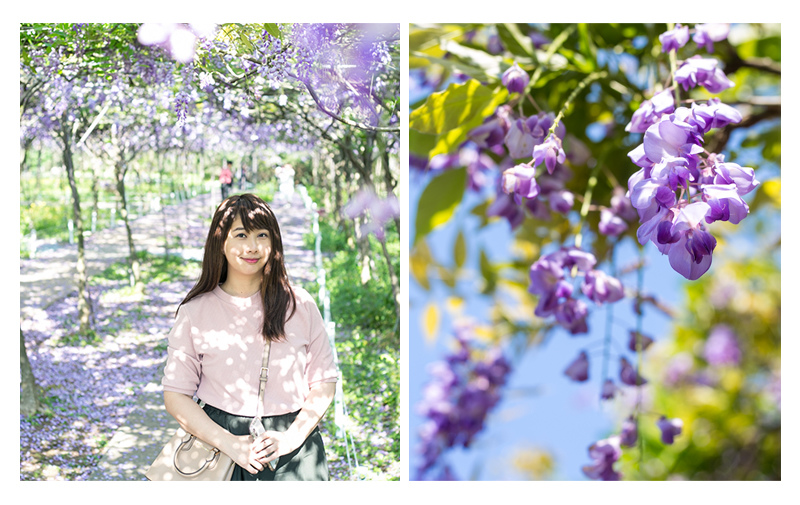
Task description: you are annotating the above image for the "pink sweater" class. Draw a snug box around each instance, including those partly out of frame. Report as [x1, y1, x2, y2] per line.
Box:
[162, 285, 339, 417]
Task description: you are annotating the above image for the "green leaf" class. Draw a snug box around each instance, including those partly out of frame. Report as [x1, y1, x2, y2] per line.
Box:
[414, 167, 466, 245]
[496, 23, 535, 60]
[439, 39, 503, 80]
[410, 239, 434, 290]
[577, 23, 597, 63]
[454, 230, 467, 269]
[408, 127, 437, 156]
[479, 249, 497, 294]
[409, 79, 508, 158]
[410, 52, 495, 88]
[264, 23, 282, 40]
[409, 79, 507, 135]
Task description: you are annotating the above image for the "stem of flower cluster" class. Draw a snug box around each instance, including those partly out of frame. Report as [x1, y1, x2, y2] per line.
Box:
[599, 239, 618, 402]
[549, 70, 609, 138]
[573, 150, 607, 250]
[635, 244, 646, 477]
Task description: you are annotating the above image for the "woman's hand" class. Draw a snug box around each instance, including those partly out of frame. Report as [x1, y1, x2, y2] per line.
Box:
[259, 430, 303, 468]
[223, 433, 273, 475]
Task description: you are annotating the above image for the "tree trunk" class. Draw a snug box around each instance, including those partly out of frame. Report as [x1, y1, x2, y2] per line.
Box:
[116, 161, 141, 289]
[19, 329, 41, 417]
[61, 120, 93, 334]
[20, 138, 31, 203]
[90, 167, 100, 233]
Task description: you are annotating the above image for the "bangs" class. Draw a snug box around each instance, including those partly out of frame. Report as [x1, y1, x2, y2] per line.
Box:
[235, 198, 276, 234]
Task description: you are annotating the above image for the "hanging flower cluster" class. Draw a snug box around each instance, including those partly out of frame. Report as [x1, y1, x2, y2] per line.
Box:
[416, 322, 512, 480]
[416, 59, 583, 231]
[484, 105, 577, 227]
[342, 187, 400, 241]
[529, 246, 624, 335]
[626, 23, 759, 280]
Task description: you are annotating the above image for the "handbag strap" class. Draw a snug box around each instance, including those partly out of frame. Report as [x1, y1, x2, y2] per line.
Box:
[197, 339, 270, 417]
[255, 339, 271, 419]
[173, 435, 222, 477]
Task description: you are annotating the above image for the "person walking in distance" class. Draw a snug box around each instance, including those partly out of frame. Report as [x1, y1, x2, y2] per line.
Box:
[219, 160, 234, 200]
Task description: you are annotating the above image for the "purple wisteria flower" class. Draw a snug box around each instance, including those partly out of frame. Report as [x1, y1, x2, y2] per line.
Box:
[173, 90, 191, 127]
[582, 435, 622, 481]
[693, 23, 730, 52]
[503, 112, 564, 160]
[662, 202, 718, 280]
[487, 191, 526, 230]
[502, 62, 529, 94]
[459, 142, 499, 192]
[626, 89, 675, 133]
[470, 107, 510, 149]
[619, 357, 647, 386]
[581, 269, 625, 304]
[641, 116, 704, 177]
[416, 324, 512, 479]
[599, 188, 638, 237]
[674, 56, 735, 93]
[342, 188, 399, 241]
[529, 247, 624, 335]
[505, 118, 538, 159]
[564, 350, 590, 382]
[625, 97, 757, 280]
[501, 163, 539, 204]
[691, 98, 742, 132]
[529, 30, 550, 49]
[599, 208, 628, 236]
[659, 24, 690, 53]
[532, 134, 566, 175]
[711, 156, 760, 195]
[620, 416, 638, 447]
[548, 189, 574, 214]
[664, 352, 695, 386]
[656, 416, 683, 445]
[702, 183, 750, 225]
[555, 298, 589, 335]
[627, 330, 654, 352]
[198, 71, 215, 91]
[704, 324, 741, 366]
[601, 379, 618, 400]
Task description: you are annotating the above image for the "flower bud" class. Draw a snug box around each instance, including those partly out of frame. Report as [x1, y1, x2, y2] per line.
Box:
[502, 62, 529, 94]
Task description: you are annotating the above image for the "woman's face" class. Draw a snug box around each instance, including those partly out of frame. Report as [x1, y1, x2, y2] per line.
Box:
[222, 215, 272, 282]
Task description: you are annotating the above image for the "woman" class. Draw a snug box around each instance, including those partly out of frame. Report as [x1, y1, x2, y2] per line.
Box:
[161, 193, 338, 480]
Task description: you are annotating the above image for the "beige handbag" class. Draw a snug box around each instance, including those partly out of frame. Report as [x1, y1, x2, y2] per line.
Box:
[145, 425, 235, 481]
[146, 340, 272, 481]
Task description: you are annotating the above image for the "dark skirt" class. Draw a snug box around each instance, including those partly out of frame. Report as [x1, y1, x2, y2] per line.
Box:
[202, 403, 330, 481]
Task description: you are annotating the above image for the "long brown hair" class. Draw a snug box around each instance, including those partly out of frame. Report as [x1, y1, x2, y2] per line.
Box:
[178, 193, 297, 341]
